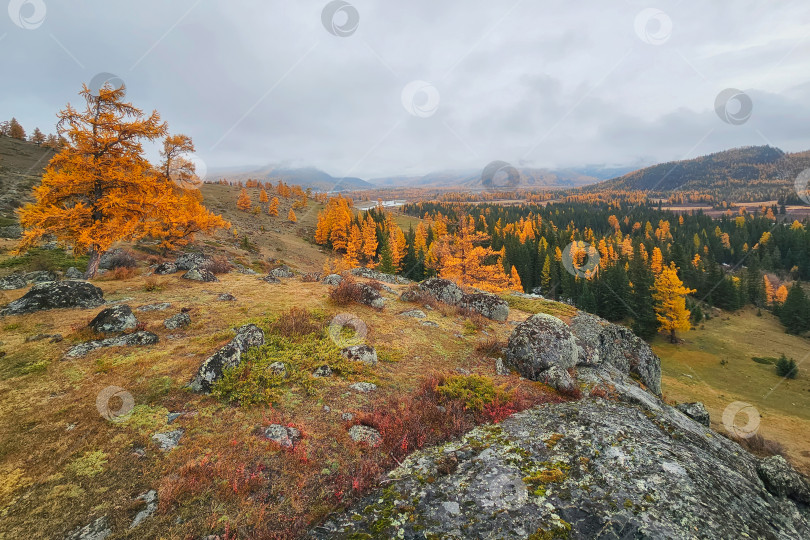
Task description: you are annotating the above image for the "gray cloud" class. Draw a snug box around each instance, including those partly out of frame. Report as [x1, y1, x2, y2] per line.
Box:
[2, 0, 809, 178]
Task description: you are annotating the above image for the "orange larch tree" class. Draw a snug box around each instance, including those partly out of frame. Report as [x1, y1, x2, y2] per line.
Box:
[259, 189, 269, 203]
[287, 208, 297, 223]
[268, 197, 279, 216]
[237, 189, 252, 211]
[360, 214, 378, 265]
[17, 84, 227, 277]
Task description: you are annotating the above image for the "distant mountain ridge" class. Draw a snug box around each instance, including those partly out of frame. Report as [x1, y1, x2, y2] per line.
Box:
[212, 165, 374, 192]
[588, 145, 810, 199]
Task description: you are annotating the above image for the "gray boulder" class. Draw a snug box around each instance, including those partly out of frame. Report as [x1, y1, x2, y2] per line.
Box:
[129, 490, 157, 529]
[1, 280, 104, 315]
[262, 424, 302, 448]
[0, 273, 27, 290]
[315, 398, 810, 539]
[260, 274, 281, 284]
[189, 324, 264, 392]
[98, 248, 131, 270]
[675, 401, 710, 427]
[65, 516, 111, 540]
[217, 293, 237, 301]
[268, 361, 288, 378]
[358, 283, 385, 309]
[175, 252, 211, 270]
[268, 264, 295, 278]
[64, 331, 159, 359]
[65, 267, 84, 279]
[459, 292, 510, 321]
[350, 267, 411, 284]
[503, 313, 579, 383]
[25, 270, 58, 283]
[88, 305, 138, 333]
[181, 268, 218, 282]
[399, 309, 426, 319]
[0, 225, 22, 239]
[322, 274, 342, 286]
[349, 382, 377, 393]
[164, 312, 191, 330]
[153, 262, 178, 275]
[348, 425, 382, 447]
[152, 429, 184, 451]
[570, 312, 662, 396]
[341, 344, 378, 365]
[418, 277, 464, 305]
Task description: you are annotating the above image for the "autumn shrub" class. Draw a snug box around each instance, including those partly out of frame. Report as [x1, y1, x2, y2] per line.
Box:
[143, 275, 162, 292]
[300, 272, 321, 283]
[328, 277, 364, 306]
[202, 255, 233, 274]
[268, 306, 322, 338]
[731, 433, 786, 458]
[212, 332, 369, 406]
[110, 266, 137, 280]
[436, 374, 501, 411]
[475, 337, 504, 357]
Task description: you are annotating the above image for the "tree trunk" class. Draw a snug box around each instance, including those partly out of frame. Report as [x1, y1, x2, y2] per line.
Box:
[84, 248, 102, 279]
[670, 329, 677, 344]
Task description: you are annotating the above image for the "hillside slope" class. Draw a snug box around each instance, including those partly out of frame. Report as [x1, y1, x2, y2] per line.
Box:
[0, 136, 55, 218]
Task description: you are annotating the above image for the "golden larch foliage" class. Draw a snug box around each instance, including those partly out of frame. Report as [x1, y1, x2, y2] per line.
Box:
[653, 263, 695, 343]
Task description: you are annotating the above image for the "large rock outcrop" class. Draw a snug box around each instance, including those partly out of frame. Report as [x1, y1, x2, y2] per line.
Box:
[402, 277, 510, 321]
[189, 324, 265, 393]
[314, 307, 809, 538]
[459, 293, 510, 322]
[64, 331, 159, 359]
[504, 311, 662, 396]
[350, 267, 411, 285]
[313, 395, 810, 539]
[1, 280, 104, 315]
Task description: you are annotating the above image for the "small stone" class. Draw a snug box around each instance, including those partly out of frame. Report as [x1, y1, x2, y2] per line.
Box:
[65, 516, 112, 540]
[495, 358, 510, 376]
[421, 321, 439, 327]
[349, 382, 377, 393]
[167, 412, 182, 424]
[323, 405, 331, 413]
[182, 268, 218, 282]
[164, 312, 191, 330]
[130, 490, 158, 529]
[313, 365, 333, 377]
[136, 302, 172, 312]
[152, 429, 184, 451]
[675, 402, 710, 427]
[217, 293, 237, 301]
[341, 412, 354, 421]
[262, 424, 302, 448]
[348, 425, 382, 447]
[341, 344, 378, 365]
[260, 274, 281, 284]
[268, 361, 288, 378]
[399, 309, 426, 319]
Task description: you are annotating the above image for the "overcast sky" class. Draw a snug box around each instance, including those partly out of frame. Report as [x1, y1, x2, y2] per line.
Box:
[2, 0, 810, 179]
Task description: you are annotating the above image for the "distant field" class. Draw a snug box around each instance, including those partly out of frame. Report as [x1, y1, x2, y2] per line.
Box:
[654, 307, 810, 474]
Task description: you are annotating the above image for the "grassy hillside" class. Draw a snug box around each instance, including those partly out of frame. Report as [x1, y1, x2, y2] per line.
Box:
[655, 307, 810, 474]
[0, 136, 56, 219]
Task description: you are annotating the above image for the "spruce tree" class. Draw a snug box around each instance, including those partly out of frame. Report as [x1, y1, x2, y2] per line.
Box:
[779, 283, 810, 335]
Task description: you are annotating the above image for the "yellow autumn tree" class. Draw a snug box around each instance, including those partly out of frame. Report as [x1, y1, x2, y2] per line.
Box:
[237, 189, 252, 211]
[763, 275, 776, 305]
[775, 285, 789, 305]
[267, 197, 279, 216]
[653, 263, 696, 343]
[16, 84, 227, 277]
[288, 208, 297, 223]
[344, 224, 362, 267]
[650, 247, 664, 274]
[259, 189, 269, 203]
[360, 214, 378, 265]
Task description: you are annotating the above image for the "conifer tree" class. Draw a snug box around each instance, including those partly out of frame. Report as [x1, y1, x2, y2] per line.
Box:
[779, 283, 810, 334]
[268, 197, 279, 216]
[259, 189, 269, 203]
[288, 208, 297, 222]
